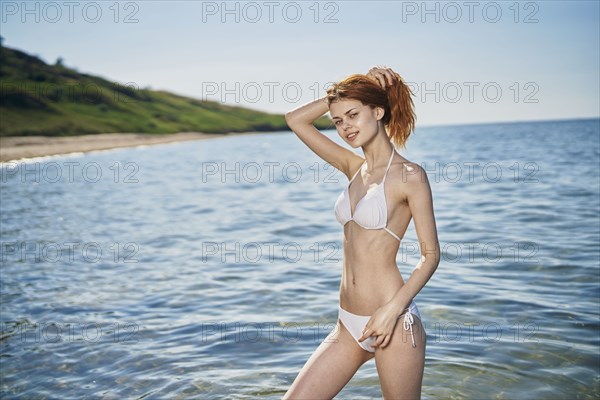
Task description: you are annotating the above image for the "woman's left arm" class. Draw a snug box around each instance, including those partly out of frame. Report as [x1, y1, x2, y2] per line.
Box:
[388, 163, 440, 313]
[357, 163, 440, 348]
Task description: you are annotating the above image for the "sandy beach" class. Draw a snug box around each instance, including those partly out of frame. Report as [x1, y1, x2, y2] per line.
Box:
[0, 132, 254, 163]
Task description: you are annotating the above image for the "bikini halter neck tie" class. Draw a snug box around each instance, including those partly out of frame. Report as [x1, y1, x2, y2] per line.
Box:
[403, 311, 416, 348]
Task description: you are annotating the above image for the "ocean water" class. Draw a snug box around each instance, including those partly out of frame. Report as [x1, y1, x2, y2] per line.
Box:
[1, 118, 598, 399]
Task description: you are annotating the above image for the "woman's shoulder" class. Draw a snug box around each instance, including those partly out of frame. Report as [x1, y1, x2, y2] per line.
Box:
[387, 158, 433, 204]
[389, 156, 430, 186]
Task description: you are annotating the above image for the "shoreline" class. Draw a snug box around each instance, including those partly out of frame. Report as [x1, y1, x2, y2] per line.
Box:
[0, 131, 264, 163]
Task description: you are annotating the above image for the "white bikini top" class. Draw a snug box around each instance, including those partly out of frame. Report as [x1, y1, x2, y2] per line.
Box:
[334, 147, 401, 241]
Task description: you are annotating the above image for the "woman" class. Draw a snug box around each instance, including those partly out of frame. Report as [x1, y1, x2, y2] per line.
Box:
[282, 66, 440, 400]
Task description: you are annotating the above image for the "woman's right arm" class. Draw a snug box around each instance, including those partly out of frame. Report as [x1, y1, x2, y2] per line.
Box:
[285, 96, 362, 178]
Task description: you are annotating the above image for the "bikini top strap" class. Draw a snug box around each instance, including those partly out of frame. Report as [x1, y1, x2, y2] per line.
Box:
[349, 160, 366, 183]
[350, 147, 394, 184]
[382, 148, 395, 182]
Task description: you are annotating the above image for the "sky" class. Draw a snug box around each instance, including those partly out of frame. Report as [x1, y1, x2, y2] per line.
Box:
[1, 0, 599, 126]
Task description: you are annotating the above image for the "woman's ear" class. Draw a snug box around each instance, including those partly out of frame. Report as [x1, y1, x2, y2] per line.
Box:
[374, 106, 385, 121]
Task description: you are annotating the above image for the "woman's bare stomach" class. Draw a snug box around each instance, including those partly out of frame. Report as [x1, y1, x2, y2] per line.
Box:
[340, 223, 404, 315]
[338, 239, 406, 315]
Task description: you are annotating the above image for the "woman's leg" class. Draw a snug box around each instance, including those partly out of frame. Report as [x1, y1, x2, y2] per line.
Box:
[283, 319, 375, 400]
[373, 315, 426, 400]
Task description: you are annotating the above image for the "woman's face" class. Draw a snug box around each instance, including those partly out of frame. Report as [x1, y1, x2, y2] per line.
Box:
[329, 99, 383, 148]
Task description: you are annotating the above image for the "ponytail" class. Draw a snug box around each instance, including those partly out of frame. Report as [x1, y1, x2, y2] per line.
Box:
[385, 73, 416, 149]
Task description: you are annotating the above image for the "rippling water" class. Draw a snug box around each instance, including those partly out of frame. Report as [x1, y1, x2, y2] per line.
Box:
[1, 119, 599, 399]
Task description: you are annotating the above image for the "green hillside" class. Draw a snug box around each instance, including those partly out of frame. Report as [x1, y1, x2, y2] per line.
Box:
[0, 42, 332, 137]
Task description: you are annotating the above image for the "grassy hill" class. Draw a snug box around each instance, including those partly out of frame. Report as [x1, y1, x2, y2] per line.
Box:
[0, 43, 332, 137]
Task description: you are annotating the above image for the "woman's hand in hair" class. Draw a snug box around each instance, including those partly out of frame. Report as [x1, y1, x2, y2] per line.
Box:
[367, 66, 397, 89]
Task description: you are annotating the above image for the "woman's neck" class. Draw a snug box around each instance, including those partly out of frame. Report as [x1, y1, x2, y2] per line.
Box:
[361, 130, 395, 172]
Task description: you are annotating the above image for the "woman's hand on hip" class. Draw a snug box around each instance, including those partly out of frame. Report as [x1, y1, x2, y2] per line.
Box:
[357, 302, 400, 349]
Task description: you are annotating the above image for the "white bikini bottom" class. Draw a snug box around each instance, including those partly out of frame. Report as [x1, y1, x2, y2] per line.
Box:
[338, 300, 421, 352]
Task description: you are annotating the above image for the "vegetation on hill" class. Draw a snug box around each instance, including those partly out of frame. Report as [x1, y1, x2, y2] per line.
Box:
[0, 39, 332, 137]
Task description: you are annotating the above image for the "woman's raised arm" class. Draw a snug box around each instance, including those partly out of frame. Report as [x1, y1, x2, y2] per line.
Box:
[285, 96, 362, 178]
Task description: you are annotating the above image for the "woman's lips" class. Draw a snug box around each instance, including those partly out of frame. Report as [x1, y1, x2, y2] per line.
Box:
[347, 132, 358, 141]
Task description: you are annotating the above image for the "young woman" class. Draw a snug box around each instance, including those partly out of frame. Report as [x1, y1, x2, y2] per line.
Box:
[282, 66, 440, 400]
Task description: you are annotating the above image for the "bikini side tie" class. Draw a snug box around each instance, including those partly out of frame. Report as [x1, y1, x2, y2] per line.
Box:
[403, 311, 416, 348]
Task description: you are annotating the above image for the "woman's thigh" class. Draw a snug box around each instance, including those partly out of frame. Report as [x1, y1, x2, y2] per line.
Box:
[283, 319, 375, 400]
[374, 316, 426, 400]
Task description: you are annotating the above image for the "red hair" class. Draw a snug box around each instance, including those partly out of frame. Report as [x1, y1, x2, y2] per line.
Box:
[326, 72, 416, 149]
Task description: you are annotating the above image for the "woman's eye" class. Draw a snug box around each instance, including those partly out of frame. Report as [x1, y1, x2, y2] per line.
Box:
[350, 113, 358, 118]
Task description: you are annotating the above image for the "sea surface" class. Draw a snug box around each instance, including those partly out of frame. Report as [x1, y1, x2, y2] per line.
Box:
[1, 119, 599, 399]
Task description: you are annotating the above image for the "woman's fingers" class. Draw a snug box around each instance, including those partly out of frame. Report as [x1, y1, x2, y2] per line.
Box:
[372, 72, 387, 88]
[373, 334, 386, 347]
[381, 335, 391, 348]
[386, 69, 397, 84]
[359, 327, 371, 342]
[367, 66, 396, 88]
[382, 68, 397, 86]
